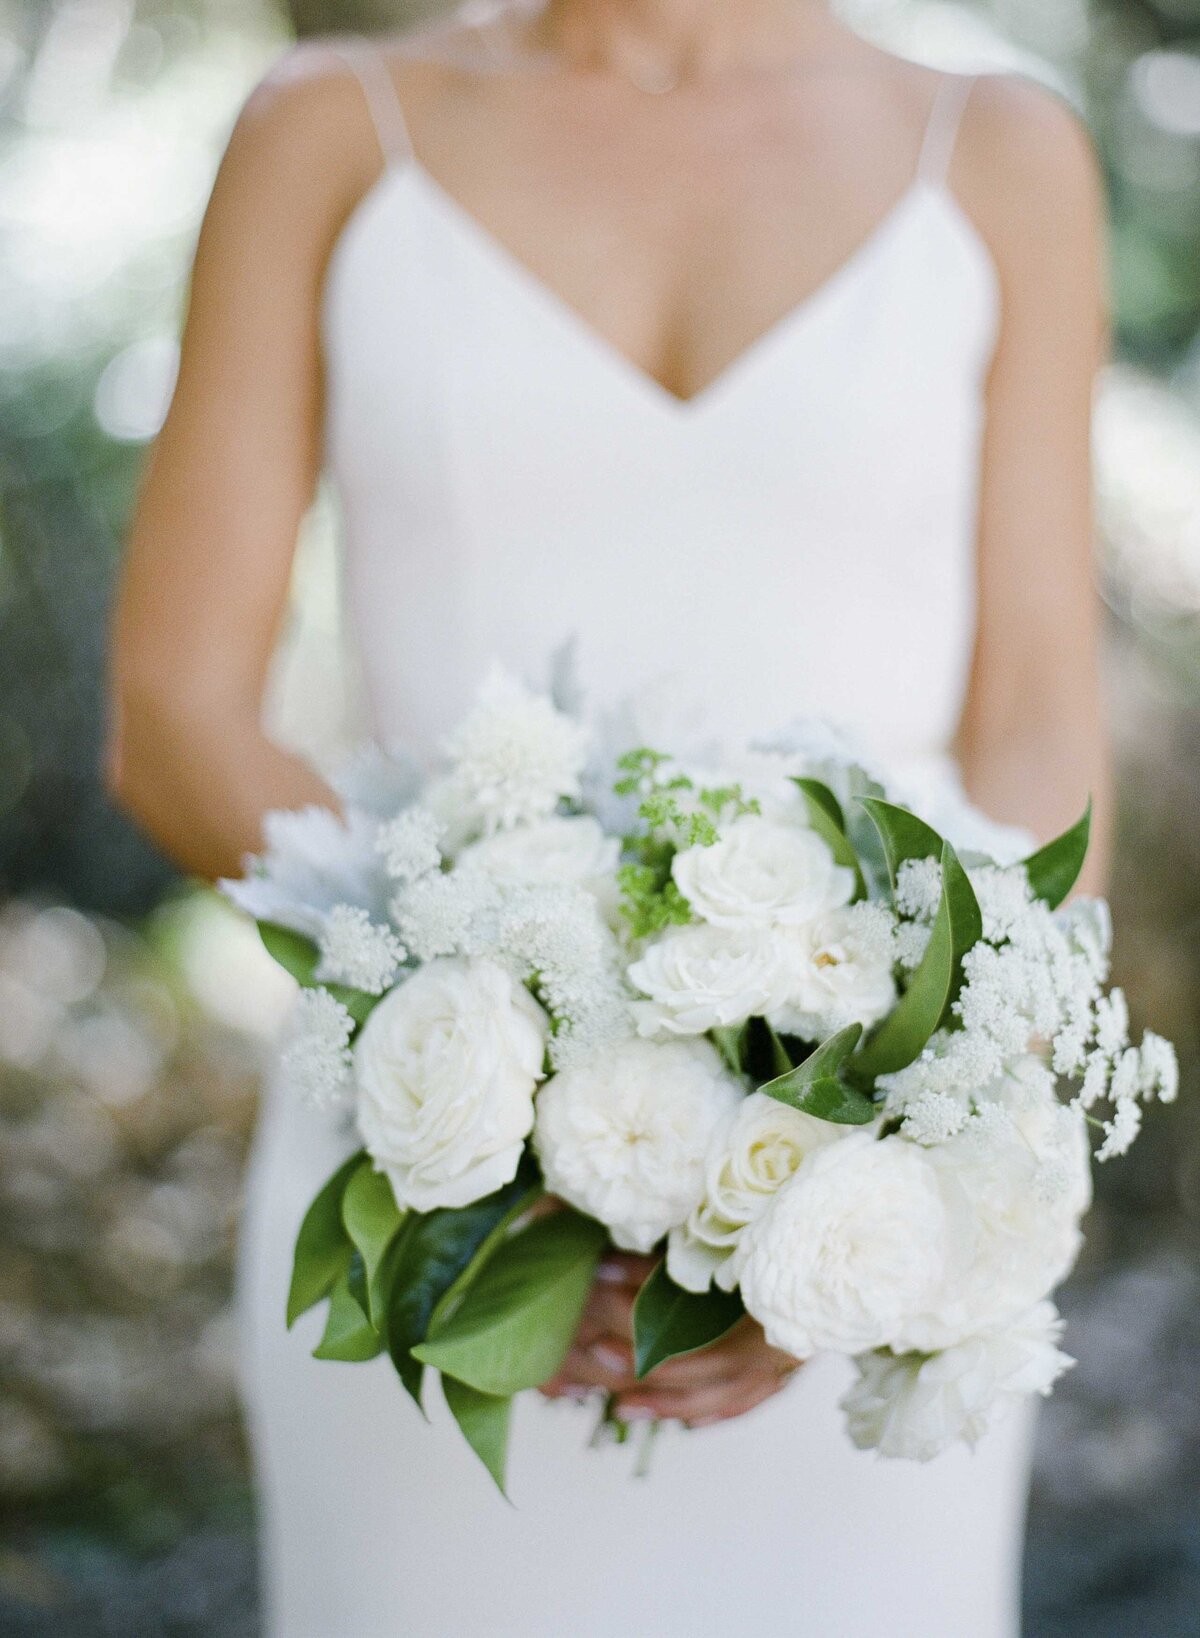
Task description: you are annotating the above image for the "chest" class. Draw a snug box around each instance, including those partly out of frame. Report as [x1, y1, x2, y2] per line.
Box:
[412, 86, 933, 403]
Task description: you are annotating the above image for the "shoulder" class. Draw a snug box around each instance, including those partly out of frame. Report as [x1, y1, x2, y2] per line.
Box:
[198, 37, 441, 280]
[955, 74, 1104, 249]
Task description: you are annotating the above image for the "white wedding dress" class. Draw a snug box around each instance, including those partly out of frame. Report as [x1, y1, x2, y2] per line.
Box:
[238, 43, 1035, 1638]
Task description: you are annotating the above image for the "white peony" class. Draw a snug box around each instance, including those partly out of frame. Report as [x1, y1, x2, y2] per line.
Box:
[737, 1132, 957, 1358]
[456, 815, 621, 922]
[667, 1092, 841, 1292]
[671, 814, 854, 929]
[903, 1059, 1091, 1351]
[842, 1302, 1074, 1461]
[354, 957, 547, 1211]
[441, 667, 589, 834]
[628, 921, 792, 1036]
[769, 903, 897, 1041]
[533, 1038, 742, 1253]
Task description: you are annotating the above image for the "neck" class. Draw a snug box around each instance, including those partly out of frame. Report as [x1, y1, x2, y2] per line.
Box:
[531, 0, 842, 85]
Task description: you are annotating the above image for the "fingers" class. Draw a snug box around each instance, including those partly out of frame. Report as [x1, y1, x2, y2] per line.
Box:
[540, 1337, 636, 1400]
[618, 1370, 787, 1428]
[612, 1318, 803, 1425]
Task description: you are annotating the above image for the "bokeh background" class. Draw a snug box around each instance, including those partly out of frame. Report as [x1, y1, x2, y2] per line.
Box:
[1, 0, 1199, 1633]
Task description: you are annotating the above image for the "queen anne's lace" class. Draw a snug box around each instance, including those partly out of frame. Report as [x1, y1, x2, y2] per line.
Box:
[316, 905, 404, 995]
[882, 878, 1178, 1166]
[394, 868, 631, 1068]
[280, 988, 354, 1112]
[895, 858, 942, 922]
[375, 807, 444, 884]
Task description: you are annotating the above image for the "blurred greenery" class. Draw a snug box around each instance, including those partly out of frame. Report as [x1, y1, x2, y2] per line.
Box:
[0, 1, 1198, 1634]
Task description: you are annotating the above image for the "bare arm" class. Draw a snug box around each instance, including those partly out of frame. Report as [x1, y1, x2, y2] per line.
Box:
[954, 80, 1112, 893]
[108, 50, 379, 879]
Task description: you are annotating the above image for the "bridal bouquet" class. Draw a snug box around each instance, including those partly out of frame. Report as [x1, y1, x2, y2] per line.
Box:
[222, 669, 1177, 1491]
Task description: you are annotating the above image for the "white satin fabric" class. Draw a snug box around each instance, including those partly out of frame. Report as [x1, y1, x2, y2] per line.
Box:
[239, 44, 1034, 1638]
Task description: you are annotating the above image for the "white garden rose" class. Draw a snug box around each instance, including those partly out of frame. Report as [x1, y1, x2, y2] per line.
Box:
[671, 814, 854, 928]
[769, 902, 897, 1040]
[842, 1302, 1073, 1461]
[354, 957, 547, 1211]
[736, 1132, 957, 1358]
[456, 815, 621, 922]
[533, 1038, 742, 1253]
[628, 922, 792, 1036]
[667, 1092, 841, 1293]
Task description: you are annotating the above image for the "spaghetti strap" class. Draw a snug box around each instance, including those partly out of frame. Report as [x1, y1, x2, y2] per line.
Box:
[916, 73, 977, 186]
[327, 37, 413, 167]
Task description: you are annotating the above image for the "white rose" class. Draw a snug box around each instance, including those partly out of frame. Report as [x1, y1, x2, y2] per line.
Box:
[769, 902, 897, 1040]
[628, 922, 792, 1036]
[533, 1038, 742, 1253]
[671, 814, 853, 929]
[842, 1302, 1073, 1462]
[904, 1060, 1091, 1350]
[667, 1092, 841, 1292]
[456, 815, 621, 922]
[354, 957, 547, 1211]
[737, 1132, 956, 1357]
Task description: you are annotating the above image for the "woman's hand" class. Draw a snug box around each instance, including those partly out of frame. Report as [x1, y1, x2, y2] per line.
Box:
[540, 1252, 801, 1428]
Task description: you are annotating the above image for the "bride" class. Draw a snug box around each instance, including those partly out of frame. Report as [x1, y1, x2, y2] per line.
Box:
[109, 1, 1110, 1633]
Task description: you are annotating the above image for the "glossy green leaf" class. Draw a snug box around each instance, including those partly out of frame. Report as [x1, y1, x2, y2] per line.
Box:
[793, 778, 866, 898]
[853, 841, 982, 1079]
[413, 1211, 606, 1396]
[765, 1022, 794, 1078]
[712, 1023, 748, 1075]
[760, 1024, 874, 1124]
[1022, 801, 1092, 909]
[857, 799, 945, 891]
[441, 1376, 512, 1497]
[257, 922, 378, 1026]
[341, 1162, 405, 1324]
[632, 1262, 745, 1379]
[286, 1150, 363, 1328]
[312, 1257, 385, 1362]
[380, 1163, 541, 1408]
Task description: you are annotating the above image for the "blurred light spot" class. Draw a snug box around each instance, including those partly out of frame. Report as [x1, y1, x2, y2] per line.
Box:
[2, 907, 108, 1005]
[93, 333, 177, 440]
[1097, 367, 1200, 621]
[1131, 51, 1200, 138]
[23, 0, 134, 128]
[54, 1006, 165, 1106]
[0, 973, 63, 1069]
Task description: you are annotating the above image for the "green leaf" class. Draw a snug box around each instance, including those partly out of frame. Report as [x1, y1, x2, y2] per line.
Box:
[793, 779, 866, 899]
[853, 841, 983, 1079]
[1022, 801, 1092, 909]
[857, 799, 945, 891]
[632, 1262, 744, 1379]
[413, 1211, 606, 1396]
[257, 922, 378, 1026]
[380, 1163, 541, 1408]
[712, 1023, 748, 1075]
[341, 1162, 404, 1324]
[765, 1022, 794, 1078]
[286, 1150, 364, 1328]
[760, 1024, 875, 1124]
[441, 1376, 512, 1497]
[312, 1257, 385, 1362]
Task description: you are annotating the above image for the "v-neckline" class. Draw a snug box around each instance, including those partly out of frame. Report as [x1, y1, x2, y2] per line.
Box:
[399, 162, 944, 416]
